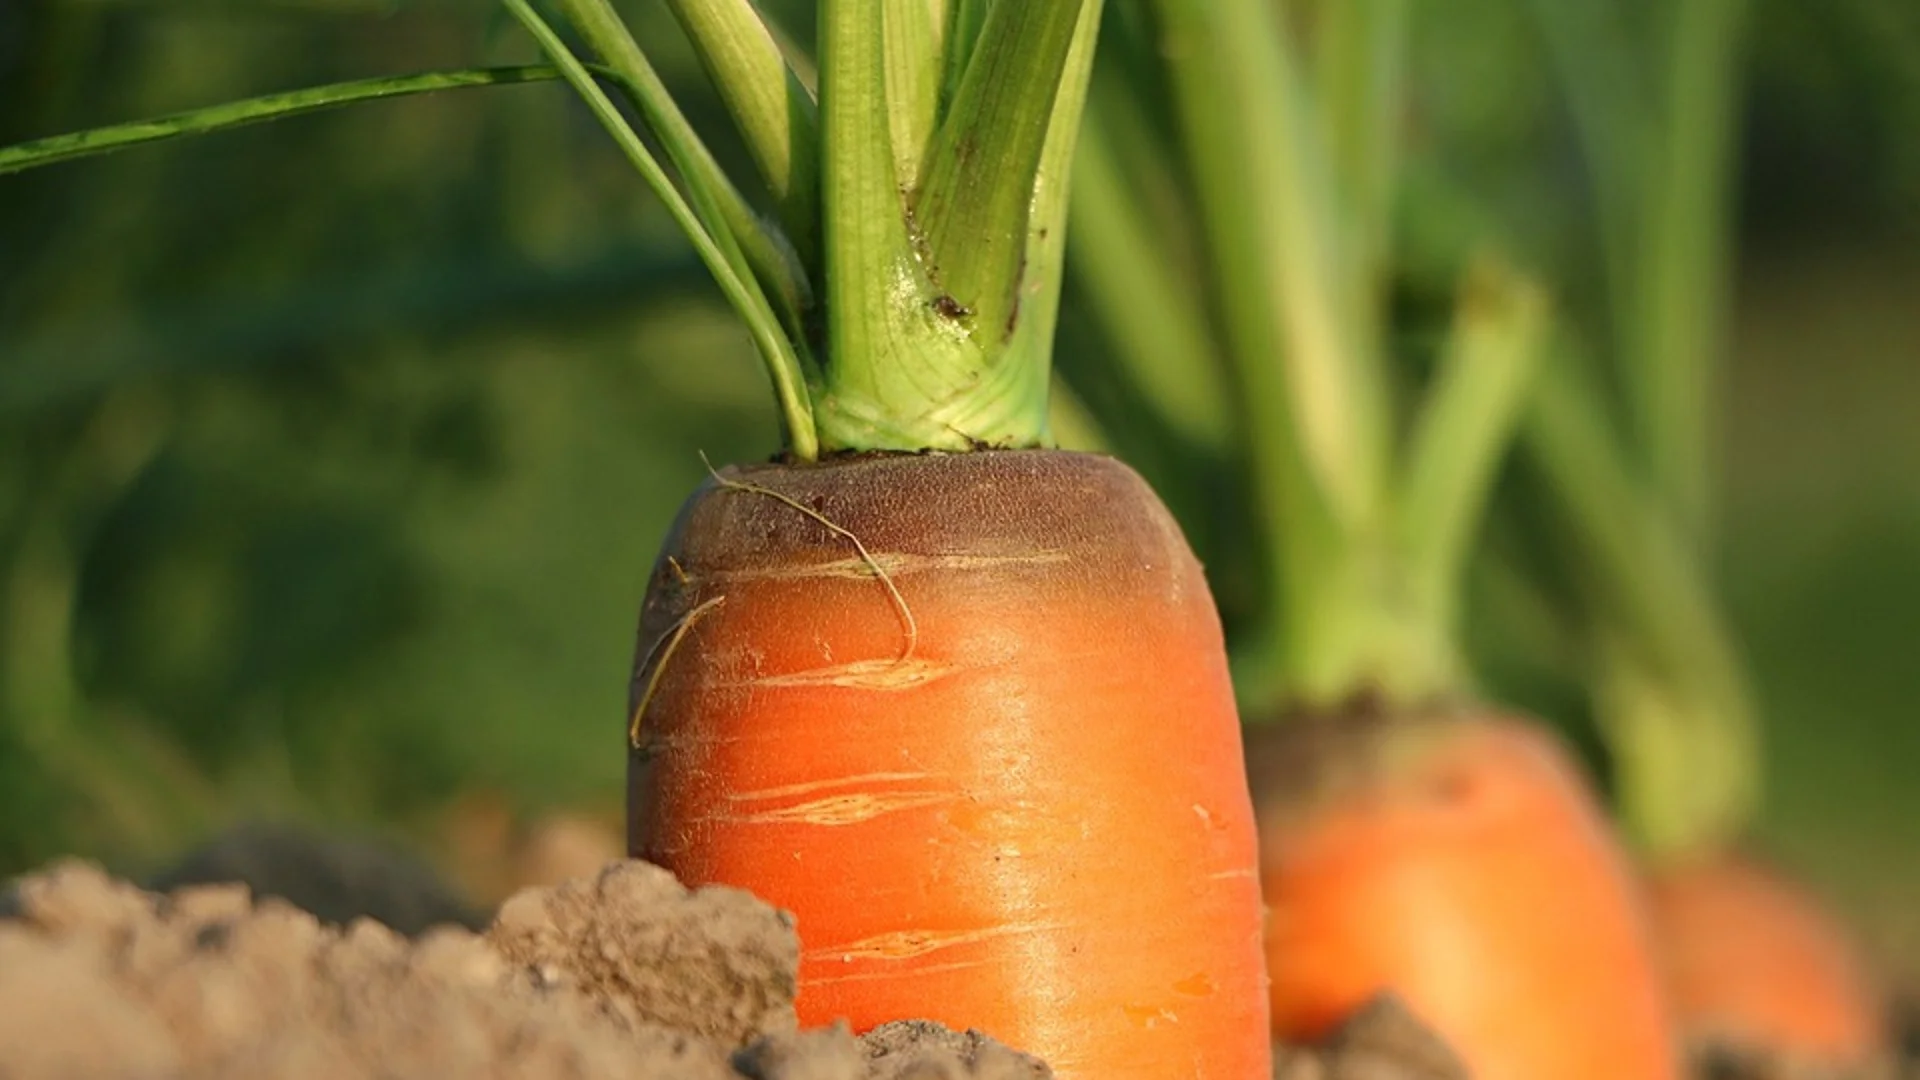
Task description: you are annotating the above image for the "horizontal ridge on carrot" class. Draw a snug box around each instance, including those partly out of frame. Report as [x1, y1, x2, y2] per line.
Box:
[502, 0, 1272, 1076]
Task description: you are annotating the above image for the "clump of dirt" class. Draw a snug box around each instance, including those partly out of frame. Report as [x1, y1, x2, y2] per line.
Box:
[1273, 995, 1469, 1080]
[487, 859, 799, 1048]
[858, 1021, 1053, 1080]
[0, 857, 1049, 1080]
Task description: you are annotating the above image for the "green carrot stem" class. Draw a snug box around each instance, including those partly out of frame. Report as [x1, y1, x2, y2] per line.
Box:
[809, 0, 1097, 453]
[1396, 256, 1549, 666]
[914, 0, 1088, 347]
[1313, 0, 1411, 297]
[1065, 93, 1229, 453]
[506, 0, 817, 459]
[995, 0, 1105, 404]
[881, 1, 944, 196]
[942, 0, 991, 110]
[1524, 348, 1759, 855]
[1629, 0, 1749, 545]
[659, 0, 823, 267]
[559, 0, 814, 352]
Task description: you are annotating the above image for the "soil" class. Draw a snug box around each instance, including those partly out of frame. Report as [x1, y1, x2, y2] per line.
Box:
[0, 857, 1049, 1080]
[1273, 995, 1468, 1080]
[0, 827, 1473, 1080]
[1688, 1014, 1920, 1080]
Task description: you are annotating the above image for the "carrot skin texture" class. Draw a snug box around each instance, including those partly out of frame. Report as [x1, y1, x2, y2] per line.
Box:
[628, 449, 1271, 1080]
[1250, 713, 1682, 1080]
[1649, 851, 1885, 1068]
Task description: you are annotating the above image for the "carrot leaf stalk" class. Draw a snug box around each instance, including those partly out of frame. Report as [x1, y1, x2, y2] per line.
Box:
[1394, 258, 1549, 690]
[815, 0, 1099, 453]
[504, 0, 819, 461]
[1063, 95, 1230, 455]
[657, 0, 822, 267]
[1520, 0, 1758, 859]
[1129, 0, 1538, 713]
[1522, 354, 1759, 858]
[511, 0, 1103, 457]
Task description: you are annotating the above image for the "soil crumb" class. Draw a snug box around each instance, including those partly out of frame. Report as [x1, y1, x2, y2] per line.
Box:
[1274, 994, 1468, 1080]
[0, 857, 1047, 1080]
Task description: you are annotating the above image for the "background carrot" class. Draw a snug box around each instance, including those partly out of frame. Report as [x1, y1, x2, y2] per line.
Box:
[1250, 712, 1675, 1075]
[1060, 2, 1681, 1077]
[1490, 0, 1894, 1068]
[1651, 853, 1883, 1067]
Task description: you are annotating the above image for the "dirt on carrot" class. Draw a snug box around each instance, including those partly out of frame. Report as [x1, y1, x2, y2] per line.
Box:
[0, 856, 1053, 1080]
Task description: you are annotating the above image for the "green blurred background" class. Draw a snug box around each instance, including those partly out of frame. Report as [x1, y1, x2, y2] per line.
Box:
[1, 0, 1915, 976]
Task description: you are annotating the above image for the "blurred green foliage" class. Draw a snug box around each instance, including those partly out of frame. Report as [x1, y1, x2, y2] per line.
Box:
[1, 0, 1916, 966]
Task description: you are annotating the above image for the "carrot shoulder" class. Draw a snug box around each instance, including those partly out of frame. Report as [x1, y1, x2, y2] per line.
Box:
[628, 449, 1270, 1079]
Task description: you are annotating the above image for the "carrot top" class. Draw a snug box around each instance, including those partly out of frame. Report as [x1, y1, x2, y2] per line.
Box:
[0, 2, 1107, 462]
[1498, 0, 1758, 859]
[506, 0, 1105, 460]
[1069, 0, 1549, 717]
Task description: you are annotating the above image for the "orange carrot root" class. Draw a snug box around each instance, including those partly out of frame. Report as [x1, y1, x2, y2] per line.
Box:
[627, 449, 1271, 1080]
[1248, 709, 1682, 1080]
[1649, 851, 1887, 1071]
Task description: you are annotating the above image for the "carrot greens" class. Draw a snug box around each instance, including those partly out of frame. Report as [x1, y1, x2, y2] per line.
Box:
[1077, 0, 1549, 714]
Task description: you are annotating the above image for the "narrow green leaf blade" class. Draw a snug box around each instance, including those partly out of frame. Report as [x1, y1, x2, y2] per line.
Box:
[560, 0, 815, 347]
[0, 66, 561, 177]
[503, 0, 817, 459]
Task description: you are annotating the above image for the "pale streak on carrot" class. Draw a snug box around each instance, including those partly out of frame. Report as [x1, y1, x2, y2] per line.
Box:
[704, 549, 1073, 583]
[806, 922, 1062, 962]
[802, 957, 991, 986]
[720, 789, 959, 826]
[1208, 868, 1257, 881]
[727, 771, 932, 802]
[735, 657, 959, 691]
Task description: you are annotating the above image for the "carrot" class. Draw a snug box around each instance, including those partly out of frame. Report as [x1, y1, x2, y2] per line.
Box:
[489, 1, 1274, 1076]
[1248, 710, 1679, 1080]
[1648, 851, 1885, 1070]
[626, 449, 1267, 1074]
[1504, 2, 1894, 1071]
[1061, 4, 1682, 1075]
